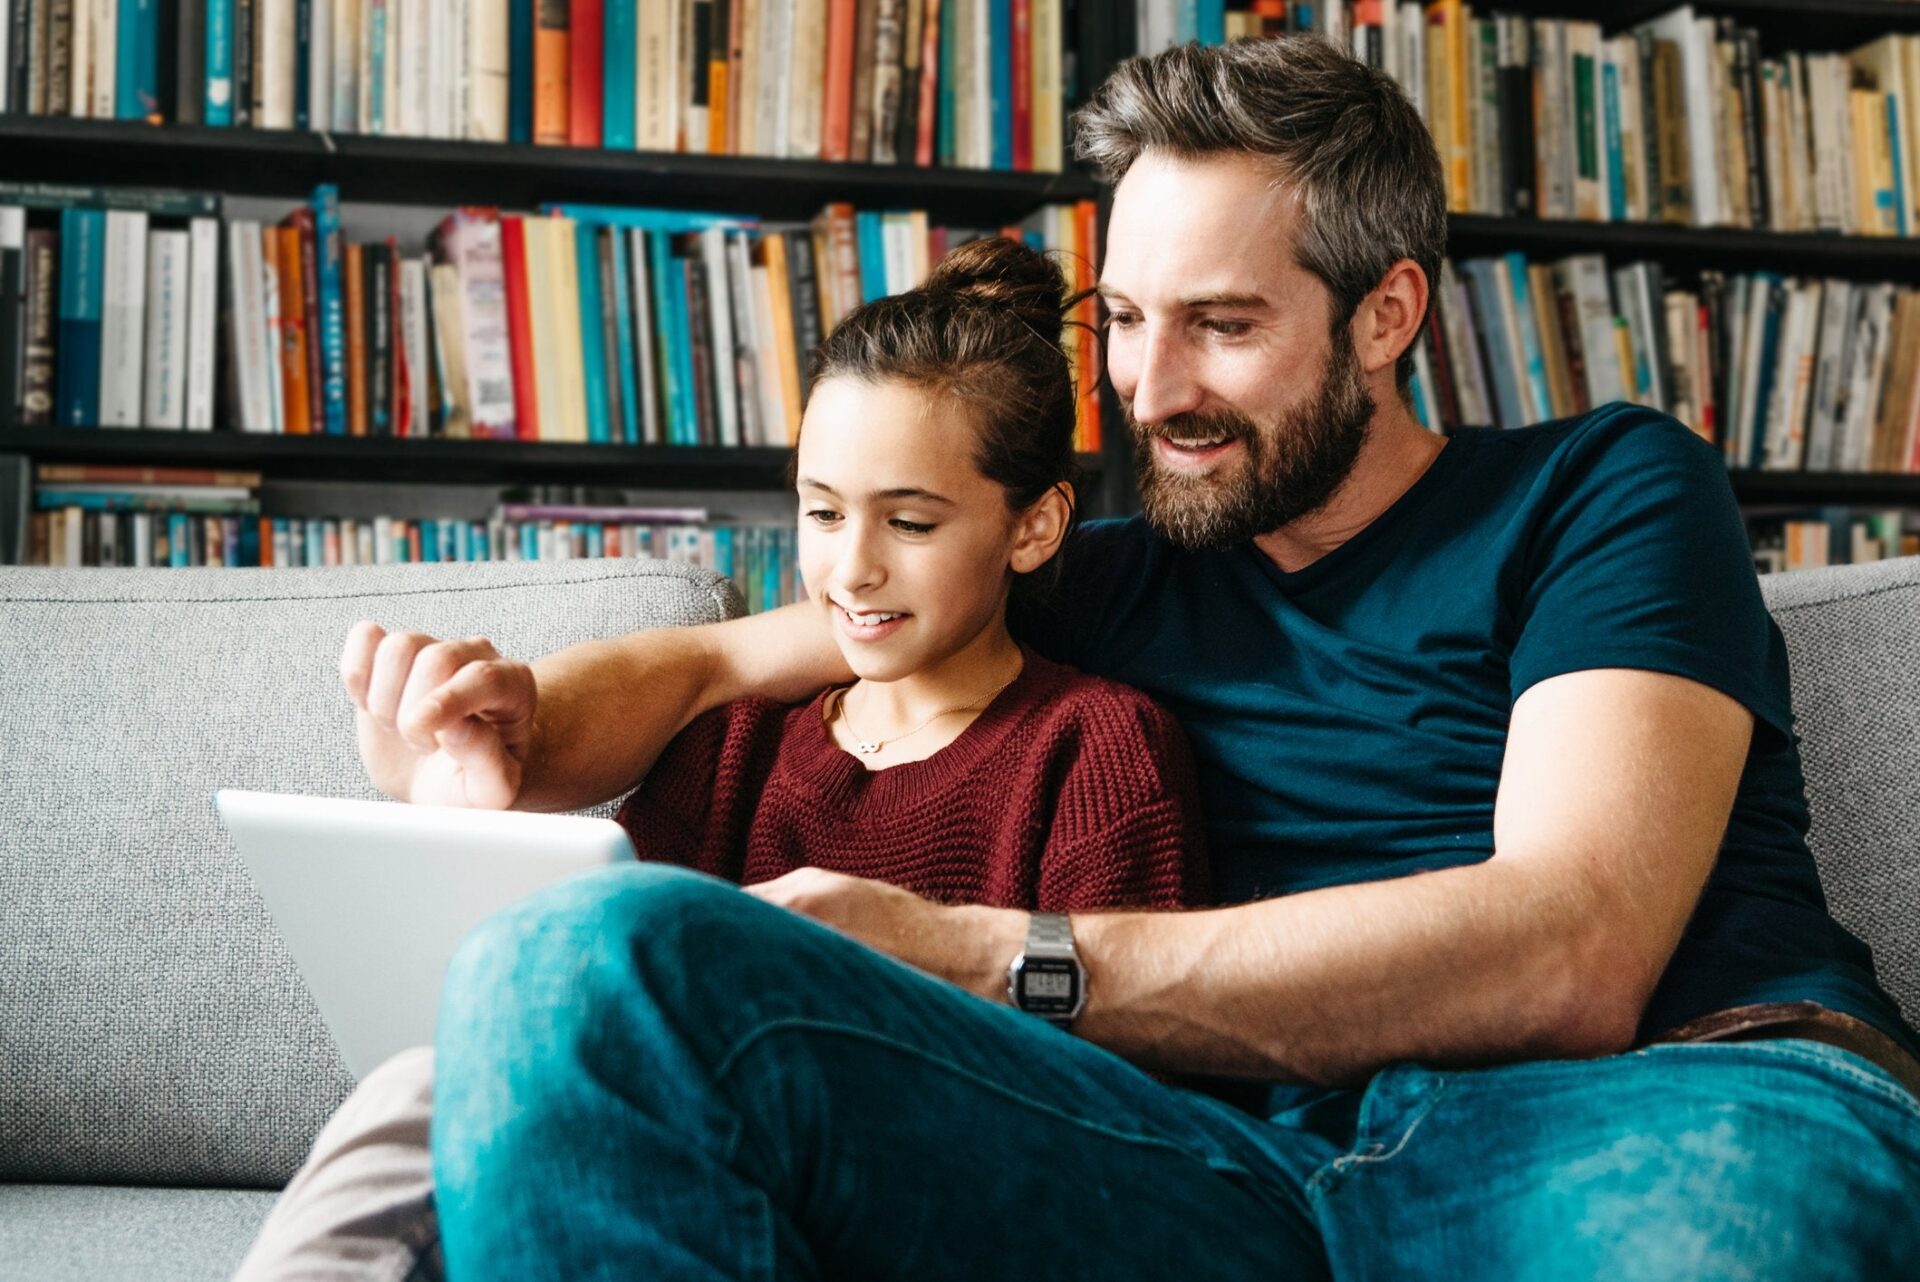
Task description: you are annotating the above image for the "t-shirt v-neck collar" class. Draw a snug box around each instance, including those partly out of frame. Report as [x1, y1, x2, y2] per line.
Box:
[1243, 432, 1471, 594]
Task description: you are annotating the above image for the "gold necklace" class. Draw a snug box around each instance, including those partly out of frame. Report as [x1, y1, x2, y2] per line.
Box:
[837, 661, 1023, 756]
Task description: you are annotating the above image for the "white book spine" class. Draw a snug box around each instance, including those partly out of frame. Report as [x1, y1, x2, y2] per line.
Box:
[1400, 3, 1425, 124]
[699, 228, 740, 447]
[131, 513, 152, 567]
[396, 0, 426, 134]
[788, 0, 825, 160]
[260, 0, 296, 127]
[1805, 280, 1854, 471]
[98, 211, 149, 428]
[971, 0, 990, 166]
[882, 216, 912, 296]
[227, 222, 263, 431]
[261, 249, 285, 434]
[639, 0, 677, 150]
[90, 0, 117, 118]
[311, 0, 334, 128]
[332, 0, 360, 130]
[468, 0, 509, 140]
[0, 0, 10, 113]
[143, 230, 190, 431]
[750, 262, 783, 448]
[455, 217, 518, 437]
[725, 231, 761, 447]
[185, 218, 219, 430]
[627, 229, 661, 446]
[69, 0, 93, 118]
[399, 258, 431, 438]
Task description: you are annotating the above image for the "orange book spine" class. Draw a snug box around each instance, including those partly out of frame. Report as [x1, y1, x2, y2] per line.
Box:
[915, 0, 941, 166]
[762, 233, 804, 443]
[821, 0, 858, 161]
[345, 242, 368, 437]
[275, 228, 314, 435]
[709, 62, 730, 154]
[1074, 198, 1101, 452]
[533, 0, 572, 146]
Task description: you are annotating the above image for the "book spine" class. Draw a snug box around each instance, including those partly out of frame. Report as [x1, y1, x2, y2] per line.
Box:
[457, 212, 517, 438]
[398, 257, 429, 435]
[20, 229, 57, 426]
[569, 0, 602, 145]
[637, 0, 675, 151]
[602, 0, 635, 148]
[1010, 0, 1029, 170]
[508, 0, 532, 140]
[97, 209, 146, 427]
[699, 226, 738, 444]
[308, 0, 331, 128]
[532, 0, 568, 144]
[821, 0, 856, 162]
[0, 215, 20, 428]
[327, 0, 353, 128]
[682, 249, 714, 444]
[294, 209, 324, 432]
[142, 229, 188, 428]
[626, 228, 660, 444]
[293, 0, 312, 126]
[180, 218, 218, 427]
[594, 229, 627, 440]
[850, 0, 880, 162]
[989, 0, 1010, 168]
[114, 0, 155, 118]
[917, 0, 942, 166]
[230, 0, 251, 124]
[365, 242, 391, 433]
[499, 216, 539, 440]
[607, 228, 639, 443]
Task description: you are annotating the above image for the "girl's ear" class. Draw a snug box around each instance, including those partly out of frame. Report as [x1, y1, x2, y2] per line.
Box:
[1009, 483, 1075, 576]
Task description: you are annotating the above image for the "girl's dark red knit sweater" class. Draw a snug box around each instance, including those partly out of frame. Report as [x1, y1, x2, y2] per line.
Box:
[615, 649, 1209, 911]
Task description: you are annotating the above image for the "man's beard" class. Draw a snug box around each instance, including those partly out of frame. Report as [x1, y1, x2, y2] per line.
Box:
[1128, 328, 1377, 552]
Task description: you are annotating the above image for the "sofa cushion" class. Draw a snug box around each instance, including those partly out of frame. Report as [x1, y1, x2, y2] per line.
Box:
[1760, 556, 1920, 1030]
[0, 560, 742, 1189]
[0, 1183, 280, 1282]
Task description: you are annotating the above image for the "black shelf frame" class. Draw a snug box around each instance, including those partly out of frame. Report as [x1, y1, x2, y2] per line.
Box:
[0, 117, 1098, 225]
[1448, 215, 1920, 283]
[1, 428, 1103, 493]
[1502, 0, 1920, 54]
[1729, 470, 1920, 507]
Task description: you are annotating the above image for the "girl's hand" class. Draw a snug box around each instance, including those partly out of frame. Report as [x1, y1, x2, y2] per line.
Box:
[339, 620, 536, 810]
[744, 867, 1028, 1004]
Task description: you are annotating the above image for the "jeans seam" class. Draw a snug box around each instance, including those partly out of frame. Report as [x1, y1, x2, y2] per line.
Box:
[709, 1015, 1274, 1185]
[1306, 1074, 1449, 1199]
[1675, 1038, 1920, 1118]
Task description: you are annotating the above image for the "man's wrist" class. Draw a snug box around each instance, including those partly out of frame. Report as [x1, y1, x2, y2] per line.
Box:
[961, 904, 1033, 1004]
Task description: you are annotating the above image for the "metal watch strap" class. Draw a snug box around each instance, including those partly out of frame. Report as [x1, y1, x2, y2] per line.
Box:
[1025, 912, 1076, 958]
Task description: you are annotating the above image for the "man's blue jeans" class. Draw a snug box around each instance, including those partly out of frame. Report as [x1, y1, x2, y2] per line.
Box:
[431, 865, 1920, 1279]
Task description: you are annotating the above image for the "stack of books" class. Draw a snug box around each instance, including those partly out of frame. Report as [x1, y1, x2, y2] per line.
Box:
[1750, 509, 1918, 574]
[1409, 254, 1920, 479]
[0, 0, 1073, 171]
[221, 188, 1101, 448]
[0, 182, 223, 432]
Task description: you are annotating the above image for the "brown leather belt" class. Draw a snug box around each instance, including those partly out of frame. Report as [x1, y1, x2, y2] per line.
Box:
[1652, 1001, 1920, 1103]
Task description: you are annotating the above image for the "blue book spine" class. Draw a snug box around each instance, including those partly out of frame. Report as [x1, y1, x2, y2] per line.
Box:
[670, 256, 698, 444]
[205, 0, 234, 124]
[169, 513, 189, 567]
[713, 525, 733, 581]
[1460, 259, 1521, 431]
[1748, 275, 1786, 471]
[509, 0, 534, 142]
[586, 524, 604, 558]
[238, 518, 260, 567]
[604, 0, 637, 149]
[1603, 61, 1626, 221]
[989, 0, 1011, 169]
[575, 223, 611, 444]
[938, 0, 957, 166]
[1197, 0, 1225, 44]
[369, 4, 388, 132]
[294, 0, 312, 128]
[544, 204, 757, 232]
[55, 209, 105, 427]
[856, 212, 885, 302]
[1889, 97, 1908, 238]
[608, 230, 641, 444]
[646, 232, 688, 445]
[1175, 0, 1199, 43]
[313, 186, 349, 435]
[116, 0, 158, 118]
[1503, 252, 1551, 423]
[521, 523, 537, 560]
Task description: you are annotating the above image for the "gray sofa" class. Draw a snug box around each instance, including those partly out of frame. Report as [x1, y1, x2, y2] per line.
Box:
[3, 555, 1917, 1281]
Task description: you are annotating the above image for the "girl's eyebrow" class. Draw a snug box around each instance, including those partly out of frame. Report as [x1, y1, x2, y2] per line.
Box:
[796, 478, 956, 506]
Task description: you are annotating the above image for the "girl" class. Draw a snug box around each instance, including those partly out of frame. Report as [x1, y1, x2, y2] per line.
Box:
[237, 235, 1208, 1282]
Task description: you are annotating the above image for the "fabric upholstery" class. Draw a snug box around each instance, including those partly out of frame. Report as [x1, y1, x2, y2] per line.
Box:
[0, 1183, 279, 1282]
[0, 560, 742, 1189]
[1760, 557, 1920, 1029]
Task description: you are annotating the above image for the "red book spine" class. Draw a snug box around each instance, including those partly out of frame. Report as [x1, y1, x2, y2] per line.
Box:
[1011, 0, 1031, 172]
[821, 0, 857, 161]
[500, 217, 541, 442]
[569, 0, 605, 146]
[388, 236, 410, 438]
[290, 209, 326, 436]
[914, 0, 941, 166]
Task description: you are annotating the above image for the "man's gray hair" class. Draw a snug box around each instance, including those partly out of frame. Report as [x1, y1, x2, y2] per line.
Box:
[1073, 36, 1447, 397]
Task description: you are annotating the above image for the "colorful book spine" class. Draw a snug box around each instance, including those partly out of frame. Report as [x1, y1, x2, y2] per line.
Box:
[500, 216, 540, 440]
[602, 0, 636, 149]
[574, 219, 610, 443]
[508, 0, 533, 141]
[204, 0, 234, 122]
[988, 0, 1011, 169]
[608, 227, 640, 444]
[116, 0, 158, 118]
[569, 0, 603, 147]
[312, 185, 348, 435]
[55, 208, 105, 427]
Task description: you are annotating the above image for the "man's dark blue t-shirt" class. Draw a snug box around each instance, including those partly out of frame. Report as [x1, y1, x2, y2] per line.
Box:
[1020, 402, 1918, 1059]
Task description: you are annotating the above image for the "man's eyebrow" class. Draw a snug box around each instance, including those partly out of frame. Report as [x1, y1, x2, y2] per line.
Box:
[1094, 285, 1274, 311]
[795, 477, 955, 505]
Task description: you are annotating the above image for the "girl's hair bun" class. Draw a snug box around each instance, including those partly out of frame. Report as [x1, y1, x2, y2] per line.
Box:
[923, 235, 1070, 336]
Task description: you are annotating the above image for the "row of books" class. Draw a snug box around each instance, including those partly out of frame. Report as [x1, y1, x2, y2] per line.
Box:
[1359, 3, 1920, 236]
[1409, 255, 1920, 477]
[1749, 509, 1919, 574]
[0, 182, 1103, 451]
[22, 463, 807, 606]
[0, 0, 1078, 172]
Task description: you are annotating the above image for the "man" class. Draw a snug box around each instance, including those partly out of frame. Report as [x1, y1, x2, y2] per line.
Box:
[299, 37, 1918, 1281]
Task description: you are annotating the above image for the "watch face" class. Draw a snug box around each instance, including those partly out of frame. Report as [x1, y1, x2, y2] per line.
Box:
[1015, 957, 1081, 1016]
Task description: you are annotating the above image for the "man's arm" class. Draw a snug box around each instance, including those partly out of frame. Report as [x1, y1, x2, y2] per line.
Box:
[759, 668, 1752, 1086]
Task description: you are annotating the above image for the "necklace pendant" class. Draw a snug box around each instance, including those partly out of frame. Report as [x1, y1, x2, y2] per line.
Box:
[854, 740, 883, 755]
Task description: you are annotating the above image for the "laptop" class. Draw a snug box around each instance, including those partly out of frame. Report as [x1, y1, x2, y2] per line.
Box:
[215, 788, 636, 1079]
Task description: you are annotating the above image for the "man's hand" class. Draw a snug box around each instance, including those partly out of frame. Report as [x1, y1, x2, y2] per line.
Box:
[744, 868, 1028, 1004]
[339, 620, 537, 809]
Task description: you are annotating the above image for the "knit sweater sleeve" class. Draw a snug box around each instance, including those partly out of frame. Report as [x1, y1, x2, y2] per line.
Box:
[1034, 682, 1211, 913]
[613, 697, 787, 883]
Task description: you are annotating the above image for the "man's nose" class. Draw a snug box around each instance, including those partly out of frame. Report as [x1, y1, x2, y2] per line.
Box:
[1125, 326, 1205, 426]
